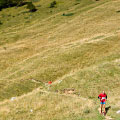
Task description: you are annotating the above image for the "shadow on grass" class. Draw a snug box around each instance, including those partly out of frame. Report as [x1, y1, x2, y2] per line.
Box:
[116, 10, 120, 13]
[105, 106, 111, 114]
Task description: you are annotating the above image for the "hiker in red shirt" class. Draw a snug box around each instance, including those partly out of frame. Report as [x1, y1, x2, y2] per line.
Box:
[98, 91, 107, 115]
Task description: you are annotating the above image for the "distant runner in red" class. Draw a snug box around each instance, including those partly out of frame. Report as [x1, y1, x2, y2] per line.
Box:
[98, 91, 107, 115]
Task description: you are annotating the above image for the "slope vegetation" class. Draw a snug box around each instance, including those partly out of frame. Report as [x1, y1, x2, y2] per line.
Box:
[0, 0, 120, 119]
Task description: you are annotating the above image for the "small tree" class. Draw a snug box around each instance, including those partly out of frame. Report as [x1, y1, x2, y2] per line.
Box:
[26, 2, 37, 12]
[0, 0, 7, 10]
[14, 0, 27, 6]
[50, 1, 57, 8]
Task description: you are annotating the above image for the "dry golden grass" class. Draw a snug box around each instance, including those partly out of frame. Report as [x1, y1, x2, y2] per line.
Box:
[0, 0, 120, 119]
[0, 89, 94, 120]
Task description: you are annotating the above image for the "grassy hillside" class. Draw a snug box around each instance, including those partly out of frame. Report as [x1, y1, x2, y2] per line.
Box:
[0, 0, 120, 119]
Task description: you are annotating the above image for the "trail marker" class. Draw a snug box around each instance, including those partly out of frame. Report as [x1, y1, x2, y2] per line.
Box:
[48, 81, 52, 85]
[48, 81, 52, 90]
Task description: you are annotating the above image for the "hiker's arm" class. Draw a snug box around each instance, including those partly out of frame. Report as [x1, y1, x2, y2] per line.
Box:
[106, 95, 107, 101]
[98, 94, 101, 99]
[98, 96, 100, 99]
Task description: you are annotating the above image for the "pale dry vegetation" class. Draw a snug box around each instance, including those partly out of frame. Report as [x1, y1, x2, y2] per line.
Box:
[0, 0, 120, 119]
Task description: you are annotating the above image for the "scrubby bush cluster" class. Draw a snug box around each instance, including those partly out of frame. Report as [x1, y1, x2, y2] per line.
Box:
[0, 0, 37, 12]
[0, 0, 27, 11]
[0, 20, 2, 25]
[27, 2, 37, 12]
[49, 1, 57, 8]
[62, 13, 74, 16]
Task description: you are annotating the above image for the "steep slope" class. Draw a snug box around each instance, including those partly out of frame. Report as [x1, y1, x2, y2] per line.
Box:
[0, 0, 120, 119]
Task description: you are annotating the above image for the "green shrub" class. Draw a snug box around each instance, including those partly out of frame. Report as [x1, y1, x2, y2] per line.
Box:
[25, 21, 30, 23]
[62, 13, 74, 16]
[74, 3, 80, 5]
[24, 16, 28, 19]
[50, 1, 57, 8]
[26, 2, 37, 12]
[3, 47, 7, 50]
[0, 21, 2, 25]
[84, 109, 90, 114]
[0, 0, 6, 10]
[31, 0, 40, 2]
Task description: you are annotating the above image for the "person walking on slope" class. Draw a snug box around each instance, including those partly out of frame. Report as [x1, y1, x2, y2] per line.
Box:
[98, 91, 107, 115]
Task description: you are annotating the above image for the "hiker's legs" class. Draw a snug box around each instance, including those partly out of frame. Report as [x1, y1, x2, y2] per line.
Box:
[100, 104, 103, 113]
[103, 104, 106, 113]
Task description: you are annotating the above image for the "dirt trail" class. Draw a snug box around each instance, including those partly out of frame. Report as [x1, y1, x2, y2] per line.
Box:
[98, 108, 113, 120]
[0, 87, 90, 106]
[0, 66, 91, 106]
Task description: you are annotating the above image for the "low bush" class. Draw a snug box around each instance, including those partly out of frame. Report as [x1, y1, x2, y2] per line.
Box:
[84, 109, 91, 114]
[49, 1, 57, 8]
[0, 0, 27, 11]
[0, 21, 2, 25]
[62, 13, 74, 16]
[26, 2, 37, 12]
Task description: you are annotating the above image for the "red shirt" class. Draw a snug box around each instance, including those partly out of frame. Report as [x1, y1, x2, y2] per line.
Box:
[98, 93, 107, 102]
[48, 81, 52, 85]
